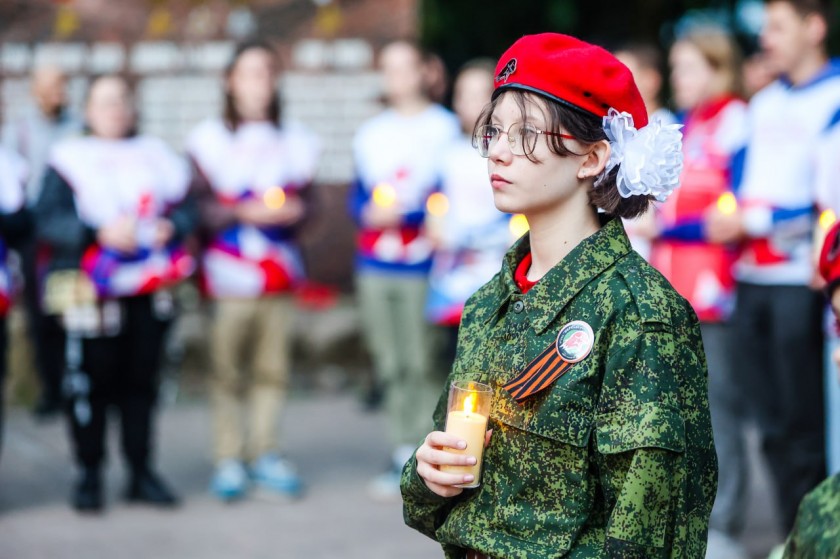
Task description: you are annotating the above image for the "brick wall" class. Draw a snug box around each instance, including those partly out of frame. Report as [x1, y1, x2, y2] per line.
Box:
[0, 0, 421, 289]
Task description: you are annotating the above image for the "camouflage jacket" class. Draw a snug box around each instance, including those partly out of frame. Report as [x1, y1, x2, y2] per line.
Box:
[401, 218, 717, 558]
[783, 474, 840, 559]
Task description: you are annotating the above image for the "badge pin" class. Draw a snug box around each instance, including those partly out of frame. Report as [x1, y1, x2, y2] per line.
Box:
[495, 58, 517, 83]
[555, 321, 594, 363]
[503, 319, 594, 403]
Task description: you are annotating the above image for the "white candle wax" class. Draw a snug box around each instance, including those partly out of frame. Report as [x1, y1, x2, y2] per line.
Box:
[442, 409, 488, 488]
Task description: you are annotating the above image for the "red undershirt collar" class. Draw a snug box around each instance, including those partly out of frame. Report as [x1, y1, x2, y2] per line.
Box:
[514, 252, 537, 294]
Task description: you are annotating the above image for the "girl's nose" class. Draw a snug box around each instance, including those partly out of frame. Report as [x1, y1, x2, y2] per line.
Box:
[489, 131, 513, 163]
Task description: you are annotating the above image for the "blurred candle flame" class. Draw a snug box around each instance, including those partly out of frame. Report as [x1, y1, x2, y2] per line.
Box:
[463, 392, 477, 414]
[509, 214, 529, 238]
[716, 192, 738, 215]
[372, 183, 396, 208]
[820, 209, 837, 230]
[426, 192, 449, 217]
[263, 187, 286, 210]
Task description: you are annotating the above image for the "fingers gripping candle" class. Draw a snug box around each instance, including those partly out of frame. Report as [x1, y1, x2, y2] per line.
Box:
[716, 192, 737, 215]
[441, 381, 492, 488]
[372, 182, 397, 207]
[263, 186, 286, 210]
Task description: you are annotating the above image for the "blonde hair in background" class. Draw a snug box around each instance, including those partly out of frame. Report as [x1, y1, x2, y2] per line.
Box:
[676, 27, 744, 98]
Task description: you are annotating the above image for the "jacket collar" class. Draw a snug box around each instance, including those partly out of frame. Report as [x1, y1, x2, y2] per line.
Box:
[487, 217, 633, 334]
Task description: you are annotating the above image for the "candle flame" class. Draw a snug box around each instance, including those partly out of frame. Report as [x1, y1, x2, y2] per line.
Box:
[820, 209, 837, 230]
[509, 214, 529, 238]
[426, 192, 449, 217]
[372, 183, 397, 207]
[263, 187, 286, 210]
[716, 192, 737, 215]
[463, 392, 477, 414]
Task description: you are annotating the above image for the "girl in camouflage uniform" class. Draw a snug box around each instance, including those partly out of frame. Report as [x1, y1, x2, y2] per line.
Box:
[780, 221, 840, 559]
[401, 33, 717, 558]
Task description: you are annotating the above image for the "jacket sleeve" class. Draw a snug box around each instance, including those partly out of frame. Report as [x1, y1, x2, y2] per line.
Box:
[400, 383, 461, 542]
[34, 166, 95, 266]
[596, 448, 680, 558]
[594, 323, 713, 557]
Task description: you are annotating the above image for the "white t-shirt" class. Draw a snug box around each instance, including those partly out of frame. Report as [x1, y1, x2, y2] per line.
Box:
[736, 65, 840, 285]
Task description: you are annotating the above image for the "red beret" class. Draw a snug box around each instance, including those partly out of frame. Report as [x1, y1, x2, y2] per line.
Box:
[493, 33, 648, 129]
[820, 220, 840, 287]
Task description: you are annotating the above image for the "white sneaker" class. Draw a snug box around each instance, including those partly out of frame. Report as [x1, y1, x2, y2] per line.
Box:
[210, 459, 249, 502]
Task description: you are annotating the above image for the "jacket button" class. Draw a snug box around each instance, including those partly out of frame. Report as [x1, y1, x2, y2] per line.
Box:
[512, 300, 525, 313]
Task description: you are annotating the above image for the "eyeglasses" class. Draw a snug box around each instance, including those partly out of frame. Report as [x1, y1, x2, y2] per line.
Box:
[472, 122, 577, 158]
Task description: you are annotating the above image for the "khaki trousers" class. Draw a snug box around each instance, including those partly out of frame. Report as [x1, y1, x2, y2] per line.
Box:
[357, 271, 439, 448]
[211, 296, 294, 462]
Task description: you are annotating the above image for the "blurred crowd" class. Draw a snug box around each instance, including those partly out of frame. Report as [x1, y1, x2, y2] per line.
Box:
[0, 0, 839, 557]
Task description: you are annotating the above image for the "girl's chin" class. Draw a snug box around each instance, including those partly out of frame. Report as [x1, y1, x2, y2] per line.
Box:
[491, 194, 521, 215]
[494, 202, 521, 215]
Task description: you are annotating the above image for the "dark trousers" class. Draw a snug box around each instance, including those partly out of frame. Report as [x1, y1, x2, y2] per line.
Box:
[703, 322, 749, 536]
[731, 282, 826, 533]
[20, 239, 66, 404]
[66, 296, 170, 472]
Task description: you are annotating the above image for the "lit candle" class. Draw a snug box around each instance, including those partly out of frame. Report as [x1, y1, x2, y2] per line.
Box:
[426, 192, 450, 217]
[441, 381, 492, 488]
[263, 186, 286, 210]
[820, 209, 837, 231]
[716, 192, 738, 215]
[372, 182, 397, 208]
[509, 213, 530, 239]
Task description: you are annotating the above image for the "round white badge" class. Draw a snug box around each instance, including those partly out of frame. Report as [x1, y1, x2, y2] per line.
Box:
[555, 321, 594, 363]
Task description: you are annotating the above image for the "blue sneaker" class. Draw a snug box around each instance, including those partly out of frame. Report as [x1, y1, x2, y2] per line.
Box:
[250, 454, 303, 500]
[210, 459, 249, 502]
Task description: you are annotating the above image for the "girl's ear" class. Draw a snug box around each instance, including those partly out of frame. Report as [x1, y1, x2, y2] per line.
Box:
[577, 139, 611, 180]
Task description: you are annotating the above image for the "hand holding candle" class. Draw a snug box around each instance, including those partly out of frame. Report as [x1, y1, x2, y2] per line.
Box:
[364, 182, 402, 228]
[812, 209, 838, 289]
[263, 186, 286, 210]
[705, 192, 743, 244]
[820, 209, 837, 231]
[424, 192, 449, 247]
[716, 192, 737, 215]
[440, 381, 492, 488]
[372, 182, 397, 208]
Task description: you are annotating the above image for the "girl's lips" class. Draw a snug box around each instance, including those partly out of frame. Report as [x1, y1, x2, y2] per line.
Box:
[490, 174, 510, 189]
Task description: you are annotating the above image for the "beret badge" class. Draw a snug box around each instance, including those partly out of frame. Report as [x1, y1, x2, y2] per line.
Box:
[495, 58, 517, 84]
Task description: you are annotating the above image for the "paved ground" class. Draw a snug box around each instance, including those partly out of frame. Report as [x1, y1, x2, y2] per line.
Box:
[0, 393, 783, 559]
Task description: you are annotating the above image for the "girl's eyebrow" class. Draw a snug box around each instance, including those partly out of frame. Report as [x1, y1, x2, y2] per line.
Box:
[521, 114, 546, 127]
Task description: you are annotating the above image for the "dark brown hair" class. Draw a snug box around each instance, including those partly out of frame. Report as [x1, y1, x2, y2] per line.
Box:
[223, 39, 281, 131]
[765, 0, 832, 22]
[475, 89, 653, 219]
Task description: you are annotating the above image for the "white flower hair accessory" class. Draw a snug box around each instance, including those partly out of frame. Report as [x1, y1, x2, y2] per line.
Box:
[595, 108, 683, 203]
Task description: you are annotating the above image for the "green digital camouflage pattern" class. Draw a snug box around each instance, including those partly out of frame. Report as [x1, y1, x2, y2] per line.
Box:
[401, 218, 717, 559]
[783, 474, 840, 559]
